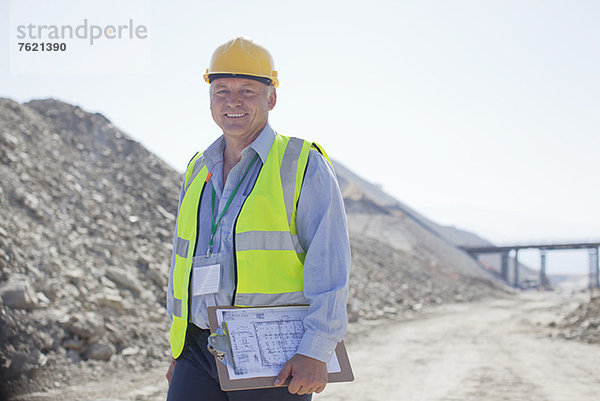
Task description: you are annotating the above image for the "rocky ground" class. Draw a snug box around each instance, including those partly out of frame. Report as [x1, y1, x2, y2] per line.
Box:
[1, 97, 508, 399]
[8, 293, 599, 401]
[0, 98, 181, 398]
[555, 292, 600, 343]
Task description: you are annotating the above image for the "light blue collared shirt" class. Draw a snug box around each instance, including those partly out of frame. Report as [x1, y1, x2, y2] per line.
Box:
[167, 123, 351, 362]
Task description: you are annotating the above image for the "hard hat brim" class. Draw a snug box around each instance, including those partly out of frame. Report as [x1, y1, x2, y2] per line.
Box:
[205, 73, 274, 87]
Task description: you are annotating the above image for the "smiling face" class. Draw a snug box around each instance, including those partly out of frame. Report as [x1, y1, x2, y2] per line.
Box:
[210, 77, 277, 145]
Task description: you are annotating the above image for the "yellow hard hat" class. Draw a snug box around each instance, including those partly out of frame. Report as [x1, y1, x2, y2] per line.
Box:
[204, 37, 279, 88]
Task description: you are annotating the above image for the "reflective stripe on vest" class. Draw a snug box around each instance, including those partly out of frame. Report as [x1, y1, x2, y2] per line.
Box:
[169, 151, 209, 359]
[169, 134, 329, 359]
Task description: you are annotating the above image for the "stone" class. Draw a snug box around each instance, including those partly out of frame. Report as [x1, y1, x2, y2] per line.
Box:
[97, 294, 125, 314]
[34, 330, 55, 352]
[106, 267, 142, 294]
[383, 306, 398, 314]
[100, 276, 117, 289]
[121, 346, 139, 356]
[66, 349, 81, 363]
[146, 268, 166, 287]
[0, 280, 38, 310]
[156, 204, 176, 221]
[84, 343, 114, 361]
[35, 291, 51, 305]
[6, 352, 31, 380]
[5, 350, 45, 380]
[62, 338, 84, 350]
[63, 317, 98, 339]
[136, 255, 152, 270]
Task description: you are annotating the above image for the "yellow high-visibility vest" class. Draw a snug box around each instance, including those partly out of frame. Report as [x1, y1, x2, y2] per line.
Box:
[169, 134, 329, 359]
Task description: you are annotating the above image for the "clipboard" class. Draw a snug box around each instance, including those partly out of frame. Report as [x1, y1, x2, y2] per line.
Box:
[207, 305, 354, 391]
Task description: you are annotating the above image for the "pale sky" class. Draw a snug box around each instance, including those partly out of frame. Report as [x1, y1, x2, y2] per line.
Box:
[1, 0, 599, 274]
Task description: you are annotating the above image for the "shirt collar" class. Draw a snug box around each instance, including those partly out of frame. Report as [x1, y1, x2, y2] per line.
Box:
[203, 134, 225, 169]
[204, 122, 275, 167]
[247, 123, 276, 164]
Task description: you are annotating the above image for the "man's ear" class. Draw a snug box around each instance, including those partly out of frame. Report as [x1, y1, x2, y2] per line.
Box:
[268, 87, 277, 111]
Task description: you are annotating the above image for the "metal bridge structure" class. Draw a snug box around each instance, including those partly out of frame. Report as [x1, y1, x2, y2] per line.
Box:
[461, 241, 600, 289]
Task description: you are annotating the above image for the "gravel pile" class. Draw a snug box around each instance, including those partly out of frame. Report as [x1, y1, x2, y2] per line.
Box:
[0, 98, 180, 396]
[345, 212, 504, 324]
[0, 98, 504, 399]
[558, 294, 600, 343]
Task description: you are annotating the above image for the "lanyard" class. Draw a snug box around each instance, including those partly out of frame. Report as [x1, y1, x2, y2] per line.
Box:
[207, 153, 259, 255]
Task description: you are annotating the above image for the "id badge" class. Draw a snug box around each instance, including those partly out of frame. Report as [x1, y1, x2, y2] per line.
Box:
[191, 253, 222, 296]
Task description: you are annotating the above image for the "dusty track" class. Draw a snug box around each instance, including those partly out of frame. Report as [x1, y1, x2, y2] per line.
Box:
[13, 292, 600, 401]
[317, 292, 599, 401]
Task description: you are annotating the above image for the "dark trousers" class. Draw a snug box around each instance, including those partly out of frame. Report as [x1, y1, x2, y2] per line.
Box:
[166, 325, 312, 401]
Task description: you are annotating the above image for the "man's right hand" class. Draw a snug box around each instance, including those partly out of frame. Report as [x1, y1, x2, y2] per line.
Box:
[166, 359, 175, 385]
[274, 354, 328, 395]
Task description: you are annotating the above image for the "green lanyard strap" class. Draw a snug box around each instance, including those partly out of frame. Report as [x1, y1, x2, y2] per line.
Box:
[208, 153, 259, 255]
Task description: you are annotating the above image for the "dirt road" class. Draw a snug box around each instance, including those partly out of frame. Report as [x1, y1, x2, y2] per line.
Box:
[317, 292, 600, 401]
[14, 292, 600, 401]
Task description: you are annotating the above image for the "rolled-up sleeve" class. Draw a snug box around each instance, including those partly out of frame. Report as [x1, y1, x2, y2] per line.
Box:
[295, 150, 351, 363]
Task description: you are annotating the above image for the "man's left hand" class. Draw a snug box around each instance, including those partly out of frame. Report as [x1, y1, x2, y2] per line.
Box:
[273, 354, 328, 395]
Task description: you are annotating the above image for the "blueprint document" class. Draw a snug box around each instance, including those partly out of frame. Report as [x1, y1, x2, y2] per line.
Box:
[217, 306, 341, 380]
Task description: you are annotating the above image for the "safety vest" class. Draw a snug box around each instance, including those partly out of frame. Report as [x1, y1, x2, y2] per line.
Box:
[169, 134, 329, 359]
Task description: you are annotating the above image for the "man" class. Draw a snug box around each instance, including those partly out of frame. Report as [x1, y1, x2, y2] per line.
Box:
[165, 37, 350, 401]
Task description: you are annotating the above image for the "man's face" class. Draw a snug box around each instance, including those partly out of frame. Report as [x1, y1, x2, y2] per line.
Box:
[210, 77, 276, 142]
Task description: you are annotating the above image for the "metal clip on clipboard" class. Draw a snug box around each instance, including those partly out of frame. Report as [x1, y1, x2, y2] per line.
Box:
[207, 321, 235, 369]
